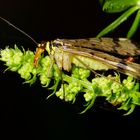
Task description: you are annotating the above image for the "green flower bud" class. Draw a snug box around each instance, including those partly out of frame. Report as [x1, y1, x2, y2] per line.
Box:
[111, 82, 122, 93]
[65, 93, 75, 102]
[84, 91, 95, 102]
[18, 62, 34, 80]
[123, 76, 135, 90]
[40, 74, 51, 86]
[72, 66, 90, 79]
[0, 47, 14, 62]
[0, 46, 23, 68]
[56, 87, 64, 100]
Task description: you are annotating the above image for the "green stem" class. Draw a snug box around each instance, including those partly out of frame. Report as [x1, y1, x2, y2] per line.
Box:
[96, 6, 140, 38]
[127, 9, 140, 38]
[62, 74, 93, 91]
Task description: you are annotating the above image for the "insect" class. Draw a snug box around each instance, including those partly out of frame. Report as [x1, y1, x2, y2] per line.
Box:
[35, 37, 140, 80]
[97, 0, 140, 38]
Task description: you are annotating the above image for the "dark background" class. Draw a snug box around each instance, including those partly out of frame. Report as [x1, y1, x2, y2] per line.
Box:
[0, 0, 140, 140]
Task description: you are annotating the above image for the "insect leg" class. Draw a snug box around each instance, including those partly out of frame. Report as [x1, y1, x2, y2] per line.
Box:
[46, 47, 65, 99]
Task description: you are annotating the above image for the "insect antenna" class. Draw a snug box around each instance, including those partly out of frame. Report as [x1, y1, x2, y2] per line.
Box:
[0, 16, 38, 46]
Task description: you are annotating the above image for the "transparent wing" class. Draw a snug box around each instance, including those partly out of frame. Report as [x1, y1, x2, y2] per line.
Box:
[52, 38, 140, 79]
[55, 37, 140, 56]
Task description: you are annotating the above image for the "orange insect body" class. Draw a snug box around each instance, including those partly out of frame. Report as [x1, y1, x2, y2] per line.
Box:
[34, 42, 46, 67]
[126, 56, 135, 62]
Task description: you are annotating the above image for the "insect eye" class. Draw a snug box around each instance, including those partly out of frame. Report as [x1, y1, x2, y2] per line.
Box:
[52, 42, 61, 47]
[38, 41, 46, 49]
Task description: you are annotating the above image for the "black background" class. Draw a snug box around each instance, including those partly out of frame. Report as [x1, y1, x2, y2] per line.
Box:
[0, 0, 140, 140]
